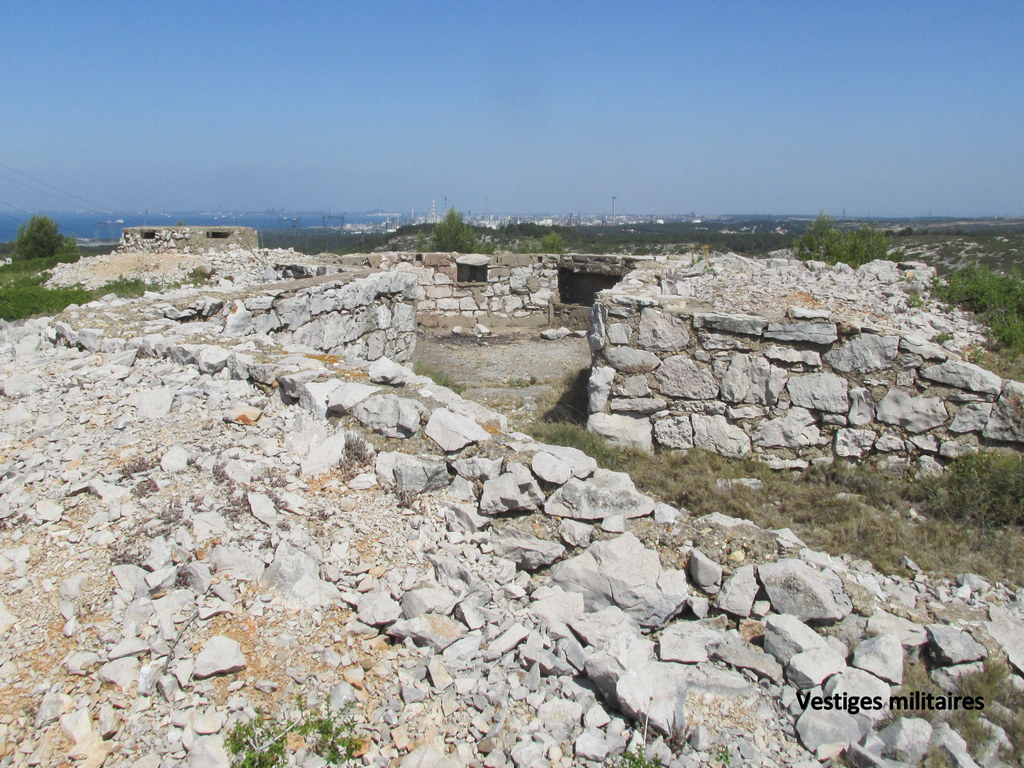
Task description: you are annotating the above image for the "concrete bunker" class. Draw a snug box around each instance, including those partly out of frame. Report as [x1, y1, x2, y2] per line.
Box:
[120, 225, 259, 253]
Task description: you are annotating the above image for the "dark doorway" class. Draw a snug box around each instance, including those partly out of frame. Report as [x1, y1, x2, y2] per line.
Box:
[558, 268, 620, 306]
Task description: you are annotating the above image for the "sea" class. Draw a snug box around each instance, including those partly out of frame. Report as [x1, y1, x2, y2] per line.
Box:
[2, 210, 405, 245]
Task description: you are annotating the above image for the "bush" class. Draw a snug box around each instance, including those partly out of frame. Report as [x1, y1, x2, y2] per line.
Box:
[918, 450, 1024, 528]
[933, 264, 1024, 353]
[226, 704, 360, 767]
[431, 208, 478, 253]
[792, 213, 895, 267]
[12, 215, 78, 262]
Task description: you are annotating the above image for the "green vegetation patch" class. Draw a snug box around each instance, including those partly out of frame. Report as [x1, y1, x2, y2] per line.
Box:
[933, 263, 1024, 354]
[226, 703, 360, 767]
[412, 361, 466, 394]
[791, 213, 898, 267]
[527, 419, 1024, 587]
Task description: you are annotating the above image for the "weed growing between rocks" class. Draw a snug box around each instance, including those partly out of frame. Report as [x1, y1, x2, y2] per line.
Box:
[948, 660, 1024, 764]
[412, 360, 465, 394]
[226, 703, 360, 767]
[616, 750, 666, 768]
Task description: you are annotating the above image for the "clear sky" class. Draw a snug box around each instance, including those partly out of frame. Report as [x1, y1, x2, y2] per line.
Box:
[1, 0, 1022, 218]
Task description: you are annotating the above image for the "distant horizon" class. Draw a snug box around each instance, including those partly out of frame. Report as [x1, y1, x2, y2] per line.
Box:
[3, 1, 1022, 224]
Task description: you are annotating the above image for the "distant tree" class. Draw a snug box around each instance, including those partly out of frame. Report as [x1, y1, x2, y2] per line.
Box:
[431, 208, 478, 253]
[540, 232, 566, 253]
[792, 213, 895, 267]
[13, 215, 78, 262]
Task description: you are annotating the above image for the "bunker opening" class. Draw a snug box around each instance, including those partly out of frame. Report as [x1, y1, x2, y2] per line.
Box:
[558, 268, 621, 306]
[457, 263, 489, 284]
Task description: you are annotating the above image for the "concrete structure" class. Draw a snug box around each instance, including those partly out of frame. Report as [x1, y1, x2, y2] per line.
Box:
[120, 225, 259, 253]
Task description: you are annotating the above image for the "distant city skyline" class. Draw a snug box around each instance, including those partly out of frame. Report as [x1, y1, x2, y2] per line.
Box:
[2, 1, 1022, 223]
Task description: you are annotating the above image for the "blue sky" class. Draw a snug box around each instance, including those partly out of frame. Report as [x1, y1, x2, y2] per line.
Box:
[1, 0, 1022, 217]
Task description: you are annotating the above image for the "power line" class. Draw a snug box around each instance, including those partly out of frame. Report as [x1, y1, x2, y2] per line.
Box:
[0, 172, 107, 214]
[0, 161, 113, 213]
[0, 198, 32, 216]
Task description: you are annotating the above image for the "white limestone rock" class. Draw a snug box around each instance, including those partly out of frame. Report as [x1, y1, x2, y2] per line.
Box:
[424, 408, 491, 452]
[587, 412, 653, 451]
[982, 380, 1024, 443]
[655, 356, 719, 399]
[824, 335, 900, 373]
[920, 359, 1002, 395]
[193, 636, 246, 679]
[876, 389, 947, 433]
[753, 407, 822, 449]
[787, 373, 849, 413]
[691, 414, 751, 458]
[550, 533, 687, 628]
[653, 414, 694, 450]
[637, 308, 690, 352]
[758, 559, 852, 622]
[544, 469, 655, 521]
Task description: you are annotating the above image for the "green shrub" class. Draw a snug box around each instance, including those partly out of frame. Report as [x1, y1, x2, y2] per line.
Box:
[616, 750, 665, 768]
[792, 213, 896, 267]
[431, 208, 478, 253]
[917, 450, 1024, 528]
[933, 264, 1024, 352]
[12, 215, 78, 262]
[226, 704, 360, 767]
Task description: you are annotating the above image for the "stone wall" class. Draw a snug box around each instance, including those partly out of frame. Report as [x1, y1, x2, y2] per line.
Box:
[586, 275, 1024, 472]
[370, 252, 560, 327]
[367, 252, 650, 328]
[120, 225, 259, 253]
[215, 271, 419, 362]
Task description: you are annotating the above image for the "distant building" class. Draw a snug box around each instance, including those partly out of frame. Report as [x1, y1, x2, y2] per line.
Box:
[119, 225, 258, 253]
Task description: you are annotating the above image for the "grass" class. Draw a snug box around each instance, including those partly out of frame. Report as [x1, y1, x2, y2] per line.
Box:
[506, 375, 538, 388]
[0, 253, 208, 321]
[527, 420, 1024, 587]
[412, 361, 466, 394]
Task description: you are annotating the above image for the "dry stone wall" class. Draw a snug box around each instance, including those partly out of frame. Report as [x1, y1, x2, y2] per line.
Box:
[372, 251, 559, 326]
[54, 270, 419, 365]
[586, 261, 1024, 471]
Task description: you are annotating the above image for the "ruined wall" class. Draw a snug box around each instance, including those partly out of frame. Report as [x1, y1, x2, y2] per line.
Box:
[120, 225, 259, 253]
[586, 286, 1024, 472]
[370, 252, 559, 327]
[368, 251, 650, 328]
[102, 271, 420, 364]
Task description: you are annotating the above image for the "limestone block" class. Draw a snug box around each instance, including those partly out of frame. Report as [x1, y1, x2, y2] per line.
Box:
[787, 373, 849, 413]
[637, 308, 690, 352]
[834, 428, 877, 458]
[753, 407, 821, 449]
[764, 322, 838, 345]
[876, 389, 947, 433]
[602, 347, 661, 373]
[655, 356, 719, 399]
[653, 414, 694, 450]
[587, 412, 653, 451]
[824, 335, 900, 373]
[982, 380, 1024, 443]
[691, 414, 750, 458]
[920, 359, 1002, 395]
[719, 354, 787, 405]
